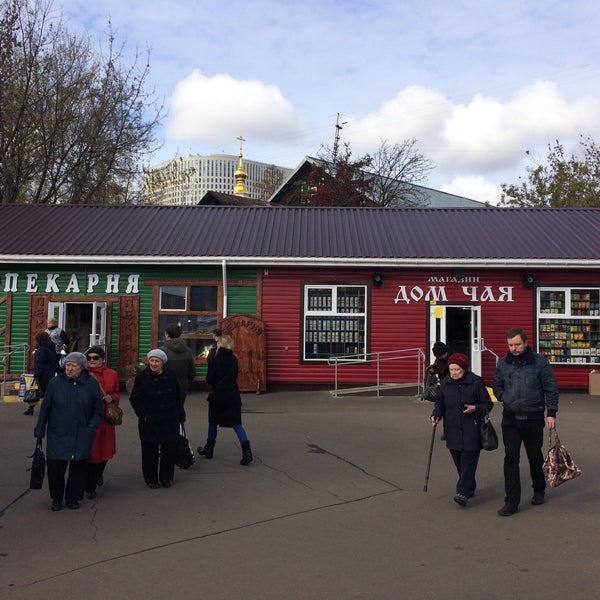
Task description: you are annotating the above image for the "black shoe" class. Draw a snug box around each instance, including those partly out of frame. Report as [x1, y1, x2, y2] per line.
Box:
[197, 439, 215, 459]
[85, 491, 97, 499]
[147, 482, 160, 489]
[96, 476, 104, 487]
[161, 481, 171, 488]
[531, 492, 545, 505]
[497, 504, 518, 516]
[453, 494, 468, 507]
[23, 406, 34, 415]
[66, 501, 80, 510]
[51, 501, 62, 512]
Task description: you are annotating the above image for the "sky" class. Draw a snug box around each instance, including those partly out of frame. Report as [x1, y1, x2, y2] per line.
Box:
[57, 0, 600, 204]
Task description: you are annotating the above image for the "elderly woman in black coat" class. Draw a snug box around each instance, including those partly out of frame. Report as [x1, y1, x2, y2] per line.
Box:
[129, 349, 185, 489]
[431, 353, 493, 507]
[34, 352, 103, 511]
[197, 335, 253, 465]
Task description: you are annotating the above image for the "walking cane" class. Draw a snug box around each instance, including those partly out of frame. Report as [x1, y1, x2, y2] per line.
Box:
[423, 422, 437, 492]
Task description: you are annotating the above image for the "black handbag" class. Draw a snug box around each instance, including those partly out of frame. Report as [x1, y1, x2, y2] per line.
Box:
[175, 424, 195, 469]
[480, 411, 498, 451]
[29, 438, 46, 489]
[422, 371, 439, 402]
[24, 378, 42, 404]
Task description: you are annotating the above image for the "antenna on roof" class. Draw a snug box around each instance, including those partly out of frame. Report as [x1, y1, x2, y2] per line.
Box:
[332, 113, 347, 162]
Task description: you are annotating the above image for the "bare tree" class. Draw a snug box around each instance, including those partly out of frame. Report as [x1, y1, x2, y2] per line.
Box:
[0, 0, 163, 204]
[281, 137, 433, 207]
[367, 138, 434, 207]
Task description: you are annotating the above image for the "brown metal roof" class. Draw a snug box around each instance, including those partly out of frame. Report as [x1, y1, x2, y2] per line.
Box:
[0, 204, 598, 267]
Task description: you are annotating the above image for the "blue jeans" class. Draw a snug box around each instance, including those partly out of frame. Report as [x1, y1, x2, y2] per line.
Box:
[208, 423, 248, 442]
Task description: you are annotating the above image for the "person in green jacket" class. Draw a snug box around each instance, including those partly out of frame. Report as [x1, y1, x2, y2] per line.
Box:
[160, 323, 196, 405]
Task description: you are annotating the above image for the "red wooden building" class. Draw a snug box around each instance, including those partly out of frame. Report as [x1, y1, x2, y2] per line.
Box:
[1, 204, 598, 392]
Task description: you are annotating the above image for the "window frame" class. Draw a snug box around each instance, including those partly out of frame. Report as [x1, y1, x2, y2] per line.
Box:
[537, 286, 600, 365]
[302, 283, 368, 362]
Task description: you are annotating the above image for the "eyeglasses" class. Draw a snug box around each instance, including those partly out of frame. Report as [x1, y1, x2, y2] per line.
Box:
[87, 355, 101, 361]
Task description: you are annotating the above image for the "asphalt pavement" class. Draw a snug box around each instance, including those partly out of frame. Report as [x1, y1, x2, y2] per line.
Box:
[1, 388, 598, 599]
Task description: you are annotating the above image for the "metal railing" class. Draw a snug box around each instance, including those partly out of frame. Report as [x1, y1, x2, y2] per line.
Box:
[328, 347, 426, 397]
[2, 343, 30, 384]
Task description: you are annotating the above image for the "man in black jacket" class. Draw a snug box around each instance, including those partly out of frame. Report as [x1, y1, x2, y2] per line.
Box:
[493, 327, 558, 516]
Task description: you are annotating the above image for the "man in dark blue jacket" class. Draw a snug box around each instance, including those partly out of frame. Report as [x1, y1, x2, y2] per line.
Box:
[493, 328, 558, 516]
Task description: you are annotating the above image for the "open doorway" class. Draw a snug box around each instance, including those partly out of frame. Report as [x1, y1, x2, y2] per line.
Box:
[429, 303, 482, 375]
[48, 301, 107, 353]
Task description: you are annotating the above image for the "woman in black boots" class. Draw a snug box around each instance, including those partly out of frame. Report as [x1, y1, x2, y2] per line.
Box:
[197, 335, 253, 465]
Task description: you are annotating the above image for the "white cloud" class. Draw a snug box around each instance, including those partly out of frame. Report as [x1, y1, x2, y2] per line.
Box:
[440, 176, 504, 206]
[329, 80, 600, 204]
[166, 71, 306, 148]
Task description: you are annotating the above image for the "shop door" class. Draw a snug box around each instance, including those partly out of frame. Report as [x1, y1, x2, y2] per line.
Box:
[429, 304, 482, 375]
[48, 301, 107, 353]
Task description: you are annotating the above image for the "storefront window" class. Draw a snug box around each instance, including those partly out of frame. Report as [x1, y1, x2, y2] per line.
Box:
[158, 285, 218, 359]
[537, 287, 600, 364]
[160, 286, 186, 310]
[303, 285, 367, 361]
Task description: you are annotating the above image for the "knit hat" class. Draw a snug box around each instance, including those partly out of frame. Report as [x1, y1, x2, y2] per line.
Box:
[432, 342, 448, 357]
[147, 348, 168, 363]
[447, 353, 469, 372]
[64, 352, 87, 370]
[87, 346, 105, 360]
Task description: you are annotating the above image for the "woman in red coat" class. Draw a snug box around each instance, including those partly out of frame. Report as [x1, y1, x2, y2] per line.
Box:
[84, 346, 120, 499]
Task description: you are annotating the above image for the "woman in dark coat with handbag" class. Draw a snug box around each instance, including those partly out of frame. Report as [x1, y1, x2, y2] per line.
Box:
[430, 353, 493, 507]
[129, 349, 185, 488]
[34, 352, 103, 511]
[24, 331, 57, 416]
[197, 335, 253, 465]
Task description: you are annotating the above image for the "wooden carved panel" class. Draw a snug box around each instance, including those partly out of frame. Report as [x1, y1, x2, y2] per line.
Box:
[118, 295, 139, 378]
[221, 315, 266, 392]
[27, 294, 51, 372]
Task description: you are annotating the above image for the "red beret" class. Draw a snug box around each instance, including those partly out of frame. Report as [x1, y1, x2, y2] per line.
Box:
[448, 353, 469, 372]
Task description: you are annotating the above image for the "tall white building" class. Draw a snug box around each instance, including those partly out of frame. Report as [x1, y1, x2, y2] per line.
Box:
[144, 147, 293, 205]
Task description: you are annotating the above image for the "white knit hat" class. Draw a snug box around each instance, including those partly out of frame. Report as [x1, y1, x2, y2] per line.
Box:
[147, 348, 168, 363]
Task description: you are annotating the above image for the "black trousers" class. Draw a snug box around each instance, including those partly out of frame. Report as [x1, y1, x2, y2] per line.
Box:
[501, 412, 546, 507]
[140, 440, 177, 485]
[46, 459, 87, 504]
[449, 449, 480, 497]
[85, 460, 108, 494]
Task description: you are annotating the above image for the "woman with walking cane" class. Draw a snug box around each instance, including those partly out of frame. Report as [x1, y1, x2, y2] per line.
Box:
[430, 353, 492, 507]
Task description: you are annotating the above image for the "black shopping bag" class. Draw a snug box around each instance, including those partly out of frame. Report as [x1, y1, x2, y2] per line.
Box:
[29, 439, 46, 489]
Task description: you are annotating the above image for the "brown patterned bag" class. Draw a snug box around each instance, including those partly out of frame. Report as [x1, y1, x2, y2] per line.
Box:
[542, 429, 581, 488]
